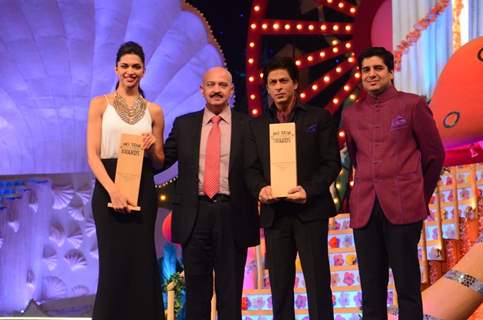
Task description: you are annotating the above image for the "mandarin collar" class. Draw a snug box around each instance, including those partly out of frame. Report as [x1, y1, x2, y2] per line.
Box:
[365, 85, 398, 105]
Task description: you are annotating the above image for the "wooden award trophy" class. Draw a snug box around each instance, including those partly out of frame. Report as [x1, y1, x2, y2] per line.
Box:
[269, 123, 297, 197]
[108, 134, 144, 211]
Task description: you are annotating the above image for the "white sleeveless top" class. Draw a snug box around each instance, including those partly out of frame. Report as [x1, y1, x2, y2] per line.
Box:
[100, 98, 152, 159]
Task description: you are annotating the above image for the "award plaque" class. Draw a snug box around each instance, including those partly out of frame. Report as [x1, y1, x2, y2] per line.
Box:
[269, 123, 297, 197]
[108, 134, 144, 211]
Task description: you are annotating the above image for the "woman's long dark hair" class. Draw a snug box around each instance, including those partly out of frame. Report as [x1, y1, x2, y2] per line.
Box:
[115, 41, 146, 98]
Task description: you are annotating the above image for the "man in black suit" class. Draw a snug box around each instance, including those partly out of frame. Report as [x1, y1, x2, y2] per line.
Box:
[245, 57, 341, 320]
[162, 67, 259, 320]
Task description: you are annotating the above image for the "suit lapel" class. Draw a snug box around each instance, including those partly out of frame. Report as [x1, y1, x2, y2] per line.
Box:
[192, 111, 204, 174]
[228, 111, 239, 175]
[294, 108, 308, 156]
[295, 110, 304, 145]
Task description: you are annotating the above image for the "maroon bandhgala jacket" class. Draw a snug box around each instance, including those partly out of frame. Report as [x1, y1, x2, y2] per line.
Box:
[342, 86, 445, 228]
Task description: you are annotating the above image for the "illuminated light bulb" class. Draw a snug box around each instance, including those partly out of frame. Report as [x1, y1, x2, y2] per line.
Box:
[320, 51, 326, 57]
[332, 47, 339, 53]
[296, 24, 303, 30]
[249, 76, 255, 82]
[338, 131, 345, 138]
[345, 25, 352, 32]
[348, 57, 355, 63]
[350, 180, 354, 187]
[336, 183, 341, 189]
[307, 56, 313, 61]
[345, 42, 352, 48]
[251, 108, 259, 116]
[300, 92, 306, 99]
[259, 72, 264, 78]
[254, 5, 260, 12]
[354, 72, 361, 78]
[321, 24, 327, 31]
[336, 67, 342, 73]
[350, 7, 356, 13]
[262, 23, 268, 30]
[249, 42, 255, 48]
[248, 58, 254, 64]
[312, 84, 318, 90]
[333, 24, 339, 31]
[160, 194, 167, 201]
[295, 60, 302, 66]
[343, 85, 350, 91]
[273, 23, 280, 30]
[332, 40, 339, 46]
[308, 24, 314, 30]
[333, 98, 339, 104]
[250, 23, 257, 29]
[338, 2, 344, 8]
[284, 24, 291, 30]
[250, 94, 256, 100]
[324, 76, 330, 82]
[327, 0, 333, 3]
[350, 94, 357, 100]
[334, 198, 339, 204]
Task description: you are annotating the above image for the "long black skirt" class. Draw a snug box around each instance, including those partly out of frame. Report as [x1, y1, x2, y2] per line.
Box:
[92, 158, 165, 320]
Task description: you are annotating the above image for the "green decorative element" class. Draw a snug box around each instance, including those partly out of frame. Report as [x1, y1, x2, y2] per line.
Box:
[334, 146, 352, 211]
[160, 243, 185, 319]
[163, 272, 186, 318]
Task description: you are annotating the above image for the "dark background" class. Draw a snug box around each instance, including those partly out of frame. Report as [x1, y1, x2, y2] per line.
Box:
[186, 0, 251, 112]
[186, 0, 358, 123]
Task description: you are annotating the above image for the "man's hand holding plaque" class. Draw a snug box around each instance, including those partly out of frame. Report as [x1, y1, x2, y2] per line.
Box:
[286, 186, 307, 204]
[108, 133, 144, 212]
[258, 185, 278, 204]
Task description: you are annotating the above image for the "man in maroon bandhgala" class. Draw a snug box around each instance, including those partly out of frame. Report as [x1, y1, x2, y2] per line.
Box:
[342, 47, 445, 320]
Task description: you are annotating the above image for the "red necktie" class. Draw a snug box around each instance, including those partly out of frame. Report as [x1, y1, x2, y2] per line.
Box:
[203, 115, 221, 198]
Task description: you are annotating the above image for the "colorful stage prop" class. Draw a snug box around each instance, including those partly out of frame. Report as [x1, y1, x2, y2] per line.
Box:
[422, 237, 483, 320]
[240, 163, 483, 319]
[431, 37, 483, 149]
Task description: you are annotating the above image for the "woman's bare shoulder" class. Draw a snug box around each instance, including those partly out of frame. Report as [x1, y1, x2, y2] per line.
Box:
[89, 93, 113, 113]
[147, 100, 164, 116]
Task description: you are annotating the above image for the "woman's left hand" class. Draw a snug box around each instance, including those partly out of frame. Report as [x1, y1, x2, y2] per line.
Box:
[141, 133, 156, 151]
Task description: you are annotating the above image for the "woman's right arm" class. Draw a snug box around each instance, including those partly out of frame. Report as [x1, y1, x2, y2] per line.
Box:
[86, 96, 129, 211]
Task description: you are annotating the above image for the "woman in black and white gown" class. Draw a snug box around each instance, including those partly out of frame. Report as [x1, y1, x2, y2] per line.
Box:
[86, 41, 166, 320]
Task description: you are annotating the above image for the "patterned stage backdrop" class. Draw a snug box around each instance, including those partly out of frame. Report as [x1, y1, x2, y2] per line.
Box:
[0, 0, 224, 177]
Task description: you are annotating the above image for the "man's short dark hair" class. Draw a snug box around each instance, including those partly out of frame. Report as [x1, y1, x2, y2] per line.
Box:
[262, 56, 299, 84]
[357, 47, 394, 72]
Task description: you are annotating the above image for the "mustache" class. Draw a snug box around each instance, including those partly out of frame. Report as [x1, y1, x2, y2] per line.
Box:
[209, 92, 224, 98]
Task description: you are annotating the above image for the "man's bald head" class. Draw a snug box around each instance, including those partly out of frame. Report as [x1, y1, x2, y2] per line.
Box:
[200, 66, 234, 114]
[202, 66, 233, 84]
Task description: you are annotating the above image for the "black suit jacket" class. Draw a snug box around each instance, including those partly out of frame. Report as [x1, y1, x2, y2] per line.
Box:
[245, 103, 341, 228]
[163, 109, 259, 247]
